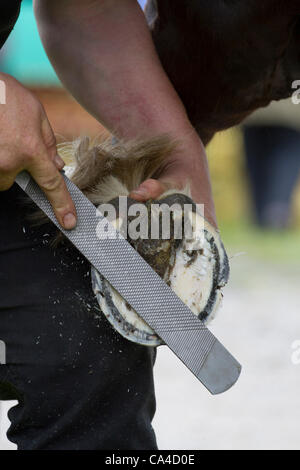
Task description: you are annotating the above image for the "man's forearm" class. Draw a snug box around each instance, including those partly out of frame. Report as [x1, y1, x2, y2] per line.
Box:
[34, 0, 192, 140]
[34, 0, 216, 225]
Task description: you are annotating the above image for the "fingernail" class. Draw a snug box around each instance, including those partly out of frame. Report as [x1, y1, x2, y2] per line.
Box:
[63, 213, 77, 230]
[54, 155, 65, 169]
[131, 187, 149, 196]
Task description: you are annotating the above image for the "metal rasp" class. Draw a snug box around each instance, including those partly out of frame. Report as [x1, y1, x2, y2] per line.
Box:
[16, 171, 241, 394]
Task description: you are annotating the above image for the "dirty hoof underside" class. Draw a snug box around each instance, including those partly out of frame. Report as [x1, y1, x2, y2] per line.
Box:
[92, 193, 229, 347]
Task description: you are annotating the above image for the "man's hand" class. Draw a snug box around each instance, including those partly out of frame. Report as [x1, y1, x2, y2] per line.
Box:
[0, 73, 77, 229]
[129, 132, 217, 228]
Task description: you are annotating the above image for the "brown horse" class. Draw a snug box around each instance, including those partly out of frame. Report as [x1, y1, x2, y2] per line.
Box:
[145, 0, 300, 144]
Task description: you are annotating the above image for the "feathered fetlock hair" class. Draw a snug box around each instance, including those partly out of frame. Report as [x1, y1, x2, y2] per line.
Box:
[57, 135, 180, 205]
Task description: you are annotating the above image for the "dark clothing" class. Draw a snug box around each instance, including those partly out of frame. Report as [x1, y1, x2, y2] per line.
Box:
[0, 1, 21, 49]
[147, 0, 300, 143]
[244, 125, 300, 228]
[0, 186, 157, 450]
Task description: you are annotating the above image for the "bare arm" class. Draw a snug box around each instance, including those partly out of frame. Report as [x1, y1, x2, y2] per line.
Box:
[34, 0, 217, 226]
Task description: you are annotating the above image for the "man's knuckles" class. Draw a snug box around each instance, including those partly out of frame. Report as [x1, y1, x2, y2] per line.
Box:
[36, 172, 64, 193]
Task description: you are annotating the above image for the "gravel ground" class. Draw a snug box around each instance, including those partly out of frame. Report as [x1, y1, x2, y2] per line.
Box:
[153, 255, 300, 450]
[1, 254, 300, 450]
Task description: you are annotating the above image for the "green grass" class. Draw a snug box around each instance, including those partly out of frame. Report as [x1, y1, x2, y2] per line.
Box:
[220, 221, 300, 264]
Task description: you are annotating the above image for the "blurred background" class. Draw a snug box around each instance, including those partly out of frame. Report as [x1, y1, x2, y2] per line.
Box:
[0, 0, 300, 450]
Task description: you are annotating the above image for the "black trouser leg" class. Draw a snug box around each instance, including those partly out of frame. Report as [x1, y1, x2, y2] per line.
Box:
[0, 185, 157, 450]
